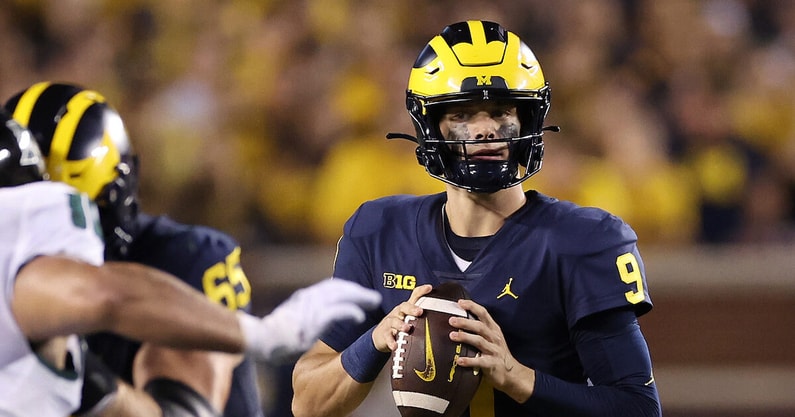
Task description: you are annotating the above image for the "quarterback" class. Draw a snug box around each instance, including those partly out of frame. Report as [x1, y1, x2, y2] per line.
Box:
[292, 21, 661, 417]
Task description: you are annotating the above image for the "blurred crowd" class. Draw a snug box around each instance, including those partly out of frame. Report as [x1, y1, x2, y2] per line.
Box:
[1, 0, 794, 247]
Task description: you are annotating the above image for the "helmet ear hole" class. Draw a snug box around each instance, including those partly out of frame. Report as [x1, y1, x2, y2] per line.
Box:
[416, 147, 445, 176]
[406, 96, 421, 114]
[527, 139, 544, 172]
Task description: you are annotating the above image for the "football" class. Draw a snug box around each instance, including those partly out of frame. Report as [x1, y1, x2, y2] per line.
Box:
[391, 282, 482, 417]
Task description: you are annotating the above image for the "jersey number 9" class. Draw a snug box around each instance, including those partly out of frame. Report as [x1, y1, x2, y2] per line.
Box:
[616, 252, 645, 304]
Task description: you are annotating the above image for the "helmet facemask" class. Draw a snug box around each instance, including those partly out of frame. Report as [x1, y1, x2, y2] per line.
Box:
[95, 154, 139, 259]
[411, 87, 551, 193]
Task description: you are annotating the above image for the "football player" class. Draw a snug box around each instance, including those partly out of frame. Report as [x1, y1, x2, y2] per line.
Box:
[292, 20, 661, 417]
[3, 83, 379, 417]
[0, 110, 380, 417]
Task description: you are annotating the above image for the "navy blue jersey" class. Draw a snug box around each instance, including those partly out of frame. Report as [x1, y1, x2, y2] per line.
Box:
[323, 191, 653, 416]
[86, 213, 263, 417]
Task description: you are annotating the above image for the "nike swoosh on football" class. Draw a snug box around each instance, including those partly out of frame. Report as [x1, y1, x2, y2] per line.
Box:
[414, 317, 436, 382]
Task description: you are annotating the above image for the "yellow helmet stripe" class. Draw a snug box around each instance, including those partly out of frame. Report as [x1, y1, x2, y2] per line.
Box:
[451, 21, 505, 66]
[468, 20, 485, 41]
[50, 90, 119, 199]
[11, 81, 52, 126]
[48, 91, 102, 183]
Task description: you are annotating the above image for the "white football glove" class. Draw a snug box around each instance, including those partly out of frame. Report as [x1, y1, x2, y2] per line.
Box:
[239, 278, 381, 363]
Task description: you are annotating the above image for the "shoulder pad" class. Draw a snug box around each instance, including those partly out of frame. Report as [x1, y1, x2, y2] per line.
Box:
[344, 194, 441, 238]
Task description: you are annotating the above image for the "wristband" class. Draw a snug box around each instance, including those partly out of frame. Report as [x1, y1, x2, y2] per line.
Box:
[340, 326, 390, 383]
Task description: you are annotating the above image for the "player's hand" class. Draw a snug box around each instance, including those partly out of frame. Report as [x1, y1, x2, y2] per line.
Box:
[372, 284, 432, 352]
[449, 299, 535, 403]
[241, 278, 381, 363]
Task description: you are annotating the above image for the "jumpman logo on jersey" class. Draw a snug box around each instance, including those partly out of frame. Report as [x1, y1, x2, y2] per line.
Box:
[497, 278, 518, 299]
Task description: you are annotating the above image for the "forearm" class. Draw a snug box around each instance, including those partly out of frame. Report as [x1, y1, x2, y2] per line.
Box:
[527, 372, 660, 417]
[76, 350, 162, 417]
[94, 378, 223, 417]
[80, 348, 228, 417]
[292, 343, 375, 417]
[99, 262, 244, 353]
[94, 383, 163, 417]
[522, 308, 661, 416]
[132, 344, 239, 412]
[12, 257, 244, 352]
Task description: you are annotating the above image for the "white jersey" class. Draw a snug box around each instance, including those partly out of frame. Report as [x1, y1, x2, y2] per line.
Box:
[0, 181, 104, 417]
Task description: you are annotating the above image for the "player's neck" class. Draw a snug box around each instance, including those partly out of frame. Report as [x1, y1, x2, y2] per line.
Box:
[444, 186, 526, 237]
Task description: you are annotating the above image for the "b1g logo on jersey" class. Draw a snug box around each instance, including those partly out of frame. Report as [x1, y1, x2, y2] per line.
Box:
[383, 273, 416, 290]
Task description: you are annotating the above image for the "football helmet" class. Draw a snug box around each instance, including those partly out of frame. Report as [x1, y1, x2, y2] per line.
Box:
[0, 109, 46, 187]
[4, 82, 139, 258]
[388, 20, 556, 193]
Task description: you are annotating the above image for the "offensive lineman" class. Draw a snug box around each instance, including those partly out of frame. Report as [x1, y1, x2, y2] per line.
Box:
[6, 82, 262, 417]
[6, 81, 270, 417]
[0, 109, 381, 416]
